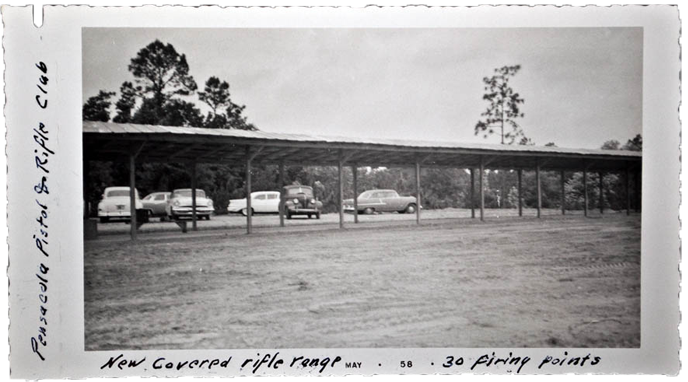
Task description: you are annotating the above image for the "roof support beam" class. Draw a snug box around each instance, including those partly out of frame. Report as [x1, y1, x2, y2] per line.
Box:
[85, 136, 640, 172]
[248, 145, 265, 162]
[307, 150, 338, 163]
[198, 144, 233, 161]
[482, 155, 497, 168]
[84, 130, 641, 166]
[130, 141, 146, 159]
[340, 150, 358, 165]
[418, 153, 433, 164]
[168, 143, 203, 160]
[260, 147, 302, 162]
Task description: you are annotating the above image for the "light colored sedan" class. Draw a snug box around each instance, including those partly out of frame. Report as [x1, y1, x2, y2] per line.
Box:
[97, 186, 144, 223]
[343, 189, 417, 214]
[228, 191, 281, 216]
[142, 192, 171, 220]
[166, 189, 214, 220]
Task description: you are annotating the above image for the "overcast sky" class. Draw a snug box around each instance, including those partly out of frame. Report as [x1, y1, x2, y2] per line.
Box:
[83, 27, 642, 149]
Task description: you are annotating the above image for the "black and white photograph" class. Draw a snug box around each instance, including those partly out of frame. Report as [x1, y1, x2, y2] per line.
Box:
[82, 27, 643, 350]
[2, 4, 681, 378]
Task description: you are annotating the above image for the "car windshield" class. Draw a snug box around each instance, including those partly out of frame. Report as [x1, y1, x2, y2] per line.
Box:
[173, 189, 206, 198]
[107, 190, 131, 197]
[285, 187, 313, 197]
[359, 191, 375, 198]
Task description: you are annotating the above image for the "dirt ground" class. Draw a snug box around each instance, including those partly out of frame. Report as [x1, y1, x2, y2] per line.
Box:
[84, 211, 640, 350]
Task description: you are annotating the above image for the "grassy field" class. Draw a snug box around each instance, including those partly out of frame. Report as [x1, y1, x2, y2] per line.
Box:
[84, 212, 640, 350]
[95, 207, 601, 235]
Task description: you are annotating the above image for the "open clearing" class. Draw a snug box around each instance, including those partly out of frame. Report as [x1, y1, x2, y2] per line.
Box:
[84, 211, 640, 350]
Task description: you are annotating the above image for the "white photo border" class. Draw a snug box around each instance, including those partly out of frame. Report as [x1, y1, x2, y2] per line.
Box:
[3, 4, 681, 378]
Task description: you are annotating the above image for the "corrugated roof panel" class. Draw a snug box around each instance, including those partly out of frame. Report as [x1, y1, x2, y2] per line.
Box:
[82, 121, 641, 159]
[124, 124, 148, 133]
[94, 123, 112, 133]
[133, 124, 157, 133]
[105, 123, 127, 133]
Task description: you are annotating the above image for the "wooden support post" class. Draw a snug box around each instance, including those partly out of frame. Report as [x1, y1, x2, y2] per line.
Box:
[415, 161, 421, 224]
[536, 163, 542, 218]
[560, 170, 566, 215]
[243, 145, 264, 234]
[338, 156, 344, 229]
[191, 162, 198, 231]
[246, 147, 252, 234]
[83, 159, 90, 218]
[626, 167, 631, 216]
[479, 160, 485, 221]
[517, 169, 523, 217]
[598, 172, 604, 214]
[634, 170, 641, 212]
[583, 169, 588, 217]
[352, 165, 359, 224]
[129, 153, 137, 241]
[279, 163, 285, 227]
[470, 168, 475, 219]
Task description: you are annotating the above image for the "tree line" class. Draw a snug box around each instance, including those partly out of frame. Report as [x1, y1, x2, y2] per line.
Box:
[83, 42, 641, 215]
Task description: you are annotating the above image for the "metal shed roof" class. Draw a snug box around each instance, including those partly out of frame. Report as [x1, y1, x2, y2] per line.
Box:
[83, 121, 641, 171]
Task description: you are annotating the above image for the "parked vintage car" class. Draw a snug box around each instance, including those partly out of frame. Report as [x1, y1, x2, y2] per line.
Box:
[283, 185, 322, 219]
[228, 191, 281, 216]
[343, 189, 417, 214]
[166, 188, 214, 220]
[142, 192, 171, 220]
[97, 186, 144, 223]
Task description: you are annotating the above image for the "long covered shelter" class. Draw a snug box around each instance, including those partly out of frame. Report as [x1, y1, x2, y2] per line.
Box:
[83, 121, 642, 240]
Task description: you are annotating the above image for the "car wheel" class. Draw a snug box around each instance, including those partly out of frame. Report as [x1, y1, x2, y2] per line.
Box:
[286, 211, 292, 220]
[405, 204, 417, 214]
[316, 212, 321, 219]
[307, 214, 312, 219]
[99, 217, 109, 223]
[364, 207, 375, 215]
[241, 208, 249, 216]
[205, 215, 211, 220]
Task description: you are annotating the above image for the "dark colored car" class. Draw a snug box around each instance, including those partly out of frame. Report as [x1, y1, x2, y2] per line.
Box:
[282, 185, 323, 219]
[343, 189, 417, 214]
